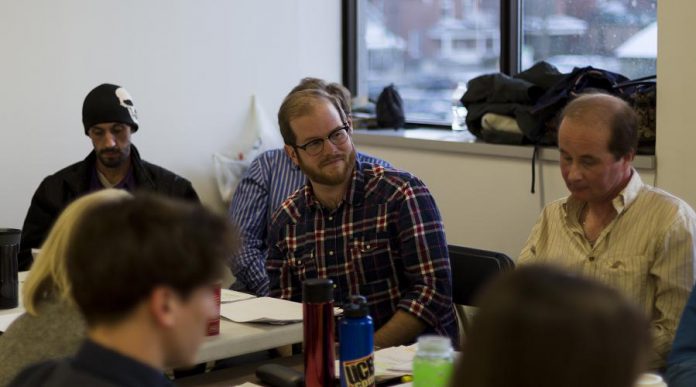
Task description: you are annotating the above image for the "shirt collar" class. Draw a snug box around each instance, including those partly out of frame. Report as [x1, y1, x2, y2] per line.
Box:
[563, 168, 642, 221]
[73, 339, 172, 387]
[89, 163, 136, 192]
[615, 168, 643, 213]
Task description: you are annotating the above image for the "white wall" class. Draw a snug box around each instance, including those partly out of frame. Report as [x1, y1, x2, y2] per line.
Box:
[0, 0, 341, 228]
[655, 2, 696, 205]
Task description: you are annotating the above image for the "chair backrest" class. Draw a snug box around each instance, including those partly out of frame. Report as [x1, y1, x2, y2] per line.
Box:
[449, 245, 515, 306]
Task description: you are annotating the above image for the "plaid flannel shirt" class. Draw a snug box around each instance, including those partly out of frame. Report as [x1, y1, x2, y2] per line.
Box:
[228, 149, 391, 295]
[267, 161, 457, 338]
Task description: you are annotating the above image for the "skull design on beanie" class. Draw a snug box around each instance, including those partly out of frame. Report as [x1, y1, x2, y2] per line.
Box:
[82, 83, 140, 134]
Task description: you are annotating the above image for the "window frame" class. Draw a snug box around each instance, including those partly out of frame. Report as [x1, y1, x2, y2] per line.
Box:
[342, 0, 521, 128]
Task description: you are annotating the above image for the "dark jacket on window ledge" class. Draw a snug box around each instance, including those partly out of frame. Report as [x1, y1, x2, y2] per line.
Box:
[462, 62, 629, 146]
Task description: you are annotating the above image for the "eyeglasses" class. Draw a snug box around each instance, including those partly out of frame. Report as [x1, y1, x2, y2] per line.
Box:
[294, 125, 351, 156]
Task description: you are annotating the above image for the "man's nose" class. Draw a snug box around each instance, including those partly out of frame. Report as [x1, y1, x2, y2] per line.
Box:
[103, 132, 116, 148]
[567, 162, 582, 181]
[323, 139, 340, 154]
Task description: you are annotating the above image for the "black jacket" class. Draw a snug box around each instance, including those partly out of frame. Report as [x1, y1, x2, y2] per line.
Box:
[18, 145, 199, 270]
[461, 61, 564, 144]
[9, 340, 173, 387]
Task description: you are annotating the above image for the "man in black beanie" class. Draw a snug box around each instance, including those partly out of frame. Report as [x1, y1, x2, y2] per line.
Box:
[18, 83, 199, 270]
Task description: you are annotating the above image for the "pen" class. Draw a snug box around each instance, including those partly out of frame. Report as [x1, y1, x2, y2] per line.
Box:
[376, 374, 413, 386]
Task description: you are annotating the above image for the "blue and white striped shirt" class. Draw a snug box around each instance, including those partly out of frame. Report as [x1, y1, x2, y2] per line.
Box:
[228, 148, 391, 295]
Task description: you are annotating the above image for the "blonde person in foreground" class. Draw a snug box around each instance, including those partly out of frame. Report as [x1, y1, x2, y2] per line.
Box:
[0, 189, 131, 386]
[519, 93, 696, 369]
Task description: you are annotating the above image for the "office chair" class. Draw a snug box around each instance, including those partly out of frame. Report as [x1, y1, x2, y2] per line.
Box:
[448, 244, 515, 344]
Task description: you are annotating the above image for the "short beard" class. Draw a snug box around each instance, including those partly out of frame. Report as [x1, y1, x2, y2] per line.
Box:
[298, 148, 356, 186]
[97, 148, 130, 169]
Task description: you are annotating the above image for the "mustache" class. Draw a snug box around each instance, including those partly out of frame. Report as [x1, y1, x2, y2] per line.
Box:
[319, 154, 346, 167]
[99, 147, 122, 155]
[566, 183, 587, 190]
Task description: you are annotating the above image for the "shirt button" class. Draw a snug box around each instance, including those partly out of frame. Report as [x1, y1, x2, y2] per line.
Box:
[588, 256, 596, 262]
[329, 251, 334, 256]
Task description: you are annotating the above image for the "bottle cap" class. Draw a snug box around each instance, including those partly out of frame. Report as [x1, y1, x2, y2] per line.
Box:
[416, 335, 452, 354]
[303, 278, 334, 303]
[343, 295, 369, 318]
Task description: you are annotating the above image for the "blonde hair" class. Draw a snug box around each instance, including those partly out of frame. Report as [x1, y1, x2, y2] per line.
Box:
[22, 189, 131, 315]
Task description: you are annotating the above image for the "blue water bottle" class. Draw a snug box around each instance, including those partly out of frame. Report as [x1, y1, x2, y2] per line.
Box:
[339, 295, 375, 387]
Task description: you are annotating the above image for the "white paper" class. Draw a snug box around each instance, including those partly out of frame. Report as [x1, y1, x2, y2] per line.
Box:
[635, 373, 667, 387]
[335, 345, 417, 383]
[0, 311, 23, 332]
[234, 383, 264, 387]
[220, 297, 304, 324]
[375, 345, 417, 375]
[220, 289, 256, 304]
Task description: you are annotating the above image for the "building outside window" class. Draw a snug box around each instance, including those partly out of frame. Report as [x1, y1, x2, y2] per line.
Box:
[354, 0, 657, 126]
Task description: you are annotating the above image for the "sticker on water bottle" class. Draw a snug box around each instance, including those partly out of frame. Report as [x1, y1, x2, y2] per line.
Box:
[342, 353, 375, 387]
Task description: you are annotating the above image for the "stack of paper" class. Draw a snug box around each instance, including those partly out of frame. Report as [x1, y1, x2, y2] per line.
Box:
[335, 345, 417, 383]
[220, 289, 256, 304]
[374, 344, 418, 377]
[220, 297, 304, 324]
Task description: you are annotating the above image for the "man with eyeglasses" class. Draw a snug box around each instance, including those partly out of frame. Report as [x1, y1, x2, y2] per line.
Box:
[228, 78, 391, 296]
[18, 83, 198, 270]
[266, 88, 457, 348]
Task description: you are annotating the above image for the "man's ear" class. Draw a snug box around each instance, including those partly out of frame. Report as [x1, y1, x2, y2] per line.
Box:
[149, 286, 177, 328]
[620, 150, 636, 169]
[625, 150, 636, 163]
[285, 144, 299, 167]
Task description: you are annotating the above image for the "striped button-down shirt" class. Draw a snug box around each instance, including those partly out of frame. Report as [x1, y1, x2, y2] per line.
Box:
[267, 161, 457, 338]
[519, 170, 696, 369]
[228, 149, 390, 295]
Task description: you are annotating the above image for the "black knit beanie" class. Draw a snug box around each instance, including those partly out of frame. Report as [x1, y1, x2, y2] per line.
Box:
[82, 83, 139, 134]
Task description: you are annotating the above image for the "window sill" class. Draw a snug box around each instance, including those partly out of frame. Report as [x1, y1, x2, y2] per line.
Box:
[353, 128, 656, 170]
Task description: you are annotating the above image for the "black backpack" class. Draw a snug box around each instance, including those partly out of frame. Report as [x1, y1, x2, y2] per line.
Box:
[376, 84, 405, 129]
[614, 75, 656, 146]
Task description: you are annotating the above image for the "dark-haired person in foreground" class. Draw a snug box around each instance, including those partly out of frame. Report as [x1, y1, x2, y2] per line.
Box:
[10, 194, 237, 387]
[451, 265, 651, 387]
[19, 83, 198, 270]
[519, 93, 696, 369]
[267, 88, 456, 348]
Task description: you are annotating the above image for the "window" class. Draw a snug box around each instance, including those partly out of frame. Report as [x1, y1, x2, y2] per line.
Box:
[347, 0, 657, 127]
[522, 0, 656, 78]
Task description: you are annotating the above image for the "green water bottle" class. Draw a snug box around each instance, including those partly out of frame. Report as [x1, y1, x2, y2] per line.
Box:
[412, 335, 453, 387]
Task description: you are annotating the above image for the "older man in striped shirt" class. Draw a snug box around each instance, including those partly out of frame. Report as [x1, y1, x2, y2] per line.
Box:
[519, 93, 696, 369]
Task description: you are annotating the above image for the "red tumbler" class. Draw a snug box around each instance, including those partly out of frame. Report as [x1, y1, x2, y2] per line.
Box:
[303, 278, 335, 387]
[206, 282, 221, 336]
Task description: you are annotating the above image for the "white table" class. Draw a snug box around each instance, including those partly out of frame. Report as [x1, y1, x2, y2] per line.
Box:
[1, 272, 303, 363]
[196, 319, 302, 363]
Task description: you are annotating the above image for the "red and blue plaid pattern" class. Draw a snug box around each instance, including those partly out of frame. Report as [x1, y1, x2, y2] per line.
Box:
[267, 162, 457, 339]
